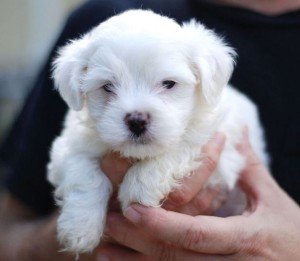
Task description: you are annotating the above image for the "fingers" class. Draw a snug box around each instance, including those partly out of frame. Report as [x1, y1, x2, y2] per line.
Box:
[166, 187, 220, 215]
[178, 187, 221, 215]
[236, 127, 277, 203]
[236, 126, 297, 216]
[106, 213, 225, 261]
[164, 132, 226, 210]
[123, 204, 242, 254]
[101, 152, 133, 190]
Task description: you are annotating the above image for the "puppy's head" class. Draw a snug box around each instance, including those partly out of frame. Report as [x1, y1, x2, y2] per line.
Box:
[53, 10, 235, 159]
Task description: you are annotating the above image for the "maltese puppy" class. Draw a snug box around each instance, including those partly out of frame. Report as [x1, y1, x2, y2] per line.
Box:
[47, 10, 268, 254]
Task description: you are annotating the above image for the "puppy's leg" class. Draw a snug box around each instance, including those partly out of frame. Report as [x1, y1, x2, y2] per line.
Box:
[118, 150, 200, 211]
[49, 156, 112, 254]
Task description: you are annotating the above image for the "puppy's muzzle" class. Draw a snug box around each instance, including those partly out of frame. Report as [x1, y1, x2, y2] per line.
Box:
[125, 111, 150, 137]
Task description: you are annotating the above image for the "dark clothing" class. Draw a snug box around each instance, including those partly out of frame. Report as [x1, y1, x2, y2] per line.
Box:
[1, 0, 300, 216]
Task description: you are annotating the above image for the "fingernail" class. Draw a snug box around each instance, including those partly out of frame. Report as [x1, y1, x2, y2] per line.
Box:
[212, 131, 226, 146]
[124, 206, 142, 223]
[97, 254, 110, 261]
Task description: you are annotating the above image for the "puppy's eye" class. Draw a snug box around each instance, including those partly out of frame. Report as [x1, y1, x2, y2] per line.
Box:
[102, 83, 113, 93]
[162, 80, 176, 89]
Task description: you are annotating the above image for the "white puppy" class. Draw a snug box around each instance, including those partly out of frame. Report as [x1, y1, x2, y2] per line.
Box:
[47, 10, 268, 254]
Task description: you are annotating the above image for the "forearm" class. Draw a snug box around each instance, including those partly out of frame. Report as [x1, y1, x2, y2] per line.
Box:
[0, 193, 73, 261]
[0, 215, 57, 260]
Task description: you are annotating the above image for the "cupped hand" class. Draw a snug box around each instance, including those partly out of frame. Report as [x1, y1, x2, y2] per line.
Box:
[101, 130, 300, 260]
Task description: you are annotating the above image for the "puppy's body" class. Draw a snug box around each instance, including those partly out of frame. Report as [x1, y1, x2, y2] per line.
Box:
[47, 10, 268, 254]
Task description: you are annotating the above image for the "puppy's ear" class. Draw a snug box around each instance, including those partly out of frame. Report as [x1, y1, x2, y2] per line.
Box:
[182, 20, 236, 106]
[52, 34, 93, 111]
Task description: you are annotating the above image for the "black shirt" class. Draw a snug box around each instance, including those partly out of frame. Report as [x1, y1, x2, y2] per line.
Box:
[1, 0, 299, 216]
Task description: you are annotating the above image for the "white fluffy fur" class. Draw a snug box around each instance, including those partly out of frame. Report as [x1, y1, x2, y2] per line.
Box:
[47, 10, 268, 254]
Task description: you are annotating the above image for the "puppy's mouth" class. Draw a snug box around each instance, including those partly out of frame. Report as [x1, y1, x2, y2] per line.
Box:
[128, 132, 153, 145]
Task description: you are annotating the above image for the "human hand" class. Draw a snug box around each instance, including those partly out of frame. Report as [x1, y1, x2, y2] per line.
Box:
[102, 130, 300, 260]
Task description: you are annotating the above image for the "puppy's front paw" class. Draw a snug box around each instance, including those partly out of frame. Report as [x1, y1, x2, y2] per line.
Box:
[57, 205, 105, 253]
[118, 181, 162, 212]
[118, 164, 173, 211]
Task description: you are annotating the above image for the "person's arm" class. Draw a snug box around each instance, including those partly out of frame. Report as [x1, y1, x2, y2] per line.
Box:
[101, 130, 300, 260]
[0, 193, 69, 260]
[0, 193, 112, 260]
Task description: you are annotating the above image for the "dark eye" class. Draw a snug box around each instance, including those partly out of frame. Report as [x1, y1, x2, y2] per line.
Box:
[162, 80, 176, 89]
[102, 83, 113, 93]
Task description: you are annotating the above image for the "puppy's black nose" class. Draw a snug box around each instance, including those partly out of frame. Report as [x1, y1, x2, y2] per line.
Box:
[125, 111, 150, 137]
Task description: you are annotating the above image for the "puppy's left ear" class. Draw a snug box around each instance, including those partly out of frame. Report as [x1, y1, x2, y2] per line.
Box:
[182, 20, 236, 106]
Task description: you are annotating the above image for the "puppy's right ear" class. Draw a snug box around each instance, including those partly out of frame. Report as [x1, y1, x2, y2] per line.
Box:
[52, 34, 93, 111]
[182, 20, 236, 107]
